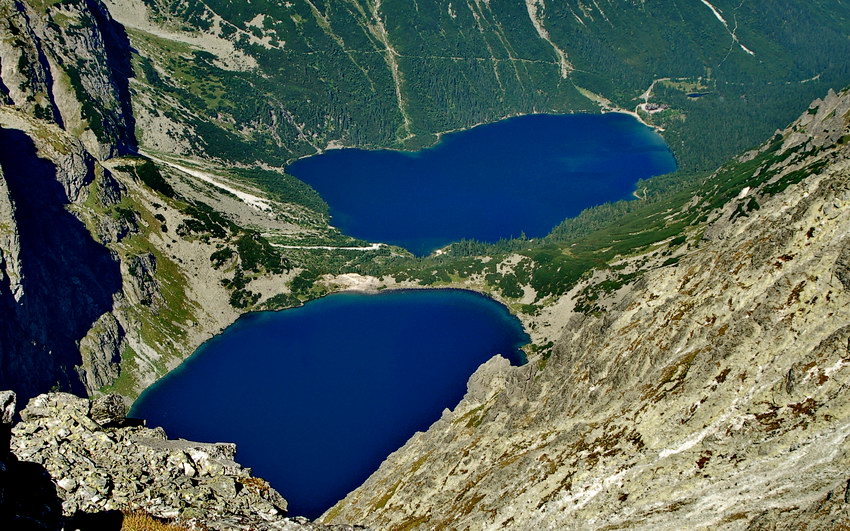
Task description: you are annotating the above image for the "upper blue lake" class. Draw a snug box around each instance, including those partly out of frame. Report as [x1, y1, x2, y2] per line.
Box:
[130, 289, 528, 519]
[288, 113, 677, 255]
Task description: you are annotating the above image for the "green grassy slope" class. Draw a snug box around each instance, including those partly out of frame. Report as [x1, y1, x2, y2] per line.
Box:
[131, 0, 850, 174]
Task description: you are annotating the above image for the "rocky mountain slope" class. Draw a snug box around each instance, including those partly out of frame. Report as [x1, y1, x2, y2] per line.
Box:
[322, 90, 850, 529]
[0, 0, 306, 406]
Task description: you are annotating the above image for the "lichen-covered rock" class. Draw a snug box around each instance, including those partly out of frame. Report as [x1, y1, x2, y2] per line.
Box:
[8, 391, 363, 530]
[77, 313, 124, 394]
[0, 391, 14, 425]
[124, 252, 162, 308]
[785, 88, 850, 151]
[90, 393, 126, 426]
[0, 165, 23, 303]
[0, 0, 136, 159]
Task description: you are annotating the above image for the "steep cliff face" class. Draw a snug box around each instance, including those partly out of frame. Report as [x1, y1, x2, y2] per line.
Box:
[0, 0, 136, 402]
[0, 0, 136, 159]
[0, 0, 302, 405]
[0, 112, 301, 404]
[323, 93, 850, 529]
[0, 120, 121, 401]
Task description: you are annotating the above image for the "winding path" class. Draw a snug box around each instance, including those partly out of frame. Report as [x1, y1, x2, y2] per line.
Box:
[271, 243, 385, 251]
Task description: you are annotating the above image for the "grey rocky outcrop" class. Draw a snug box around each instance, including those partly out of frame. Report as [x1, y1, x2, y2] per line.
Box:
[0, 0, 136, 159]
[0, 391, 14, 425]
[8, 391, 363, 530]
[124, 252, 163, 309]
[77, 313, 123, 394]
[89, 392, 126, 426]
[785, 88, 850, 151]
[0, 391, 64, 528]
[0, 165, 23, 302]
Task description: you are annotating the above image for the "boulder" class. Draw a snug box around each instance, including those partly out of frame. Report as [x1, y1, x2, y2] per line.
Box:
[90, 393, 127, 426]
[0, 391, 15, 425]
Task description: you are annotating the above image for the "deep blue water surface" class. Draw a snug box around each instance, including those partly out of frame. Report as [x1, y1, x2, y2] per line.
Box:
[288, 113, 676, 255]
[130, 290, 529, 518]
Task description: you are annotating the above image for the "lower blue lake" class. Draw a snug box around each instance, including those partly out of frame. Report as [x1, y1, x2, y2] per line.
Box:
[130, 289, 529, 518]
[288, 113, 676, 255]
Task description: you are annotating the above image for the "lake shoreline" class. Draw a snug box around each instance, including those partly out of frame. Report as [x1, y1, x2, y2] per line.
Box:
[288, 113, 676, 256]
[130, 289, 530, 518]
